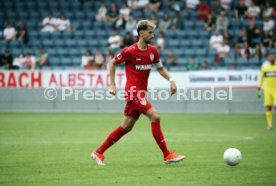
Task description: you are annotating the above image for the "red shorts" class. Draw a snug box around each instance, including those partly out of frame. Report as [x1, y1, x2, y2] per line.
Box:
[124, 97, 152, 120]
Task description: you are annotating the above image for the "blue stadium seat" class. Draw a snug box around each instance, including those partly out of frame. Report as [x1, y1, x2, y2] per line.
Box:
[60, 57, 72, 65]
[195, 49, 207, 56]
[65, 39, 77, 47]
[183, 49, 195, 57]
[76, 39, 88, 47]
[72, 57, 81, 66]
[168, 39, 180, 47]
[57, 48, 68, 56]
[47, 48, 57, 56]
[42, 39, 54, 47]
[49, 57, 60, 65]
[68, 48, 80, 57]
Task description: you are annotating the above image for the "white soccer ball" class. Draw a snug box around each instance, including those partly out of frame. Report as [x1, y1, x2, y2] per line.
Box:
[223, 148, 242, 166]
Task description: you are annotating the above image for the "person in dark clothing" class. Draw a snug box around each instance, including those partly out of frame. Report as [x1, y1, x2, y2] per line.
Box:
[16, 20, 29, 44]
[0, 50, 14, 69]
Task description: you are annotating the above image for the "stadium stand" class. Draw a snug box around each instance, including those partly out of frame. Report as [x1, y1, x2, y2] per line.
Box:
[0, 0, 275, 70]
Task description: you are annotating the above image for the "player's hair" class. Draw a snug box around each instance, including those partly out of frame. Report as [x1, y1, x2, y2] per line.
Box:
[136, 20, 156, 36]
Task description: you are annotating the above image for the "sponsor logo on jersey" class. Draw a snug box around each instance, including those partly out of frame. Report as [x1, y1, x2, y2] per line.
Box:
[136, 58, 141, 61]
[265, 71, 276, 77]
[150, 53, 154, 62]
[135, 64, 152, 70]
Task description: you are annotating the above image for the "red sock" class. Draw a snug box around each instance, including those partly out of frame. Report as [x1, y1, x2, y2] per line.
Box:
[151, 121, 170, 158]
[97, 126, 128, 154]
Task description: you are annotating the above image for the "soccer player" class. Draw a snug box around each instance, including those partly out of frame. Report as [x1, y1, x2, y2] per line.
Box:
[257, 52, 276, 130]
[91, 20, 185, 165]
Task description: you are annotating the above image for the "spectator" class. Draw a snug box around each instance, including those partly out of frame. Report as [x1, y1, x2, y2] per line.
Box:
[36, 47, 48, 69]
[128, 0, 149, 10]
[216, 40, 231, 60]
[112, 14, 126, 30]
[237, 29, 249, 45]
[81, 50, 94, 68]
[104, 48, 113, 70]
[125, 15, 137, 30]
[119, 2, 131, 20]
[121, 32, 134, 48]
[235, 0, 248, 19]
[16, 20, 28, 44]
[149, 0, 161, 13]
[159, 13, 172, 30]
[56, 13, 72, 32]
[212, 0, 223, 15]
[0, 50, 13, 69]
[150, 14, 158, 26]
[168, 0, 181, 12]
[262, 1, 273, 18]
[246, 21, 261, 47]
[186, 58, 199, 71]
[185, 0, 199, 10]
[239, 42, 251, 59]
[95, 2, 107, 22]
[163, 50, 180, 69]
[200, 60, 210, 70]
[94, 50, 105, 69]
[13, 54, 25, 69]
[216, 11, 229, 32]
[263, 16, 274, 35]
[197, 0, 211, 22]
[209, 31, 223, 49]
[223, 31, 233, 47]
[106, 2, 119, 22]
[41, 13, 57, 33]
[204, 12, 216, 31]
[24, 53, 36, 70]
[261, 31, 273, 49]
[108, 31, 121, 53]
[171, 12, 182, 30]
[3, 21, 16, 41]
[155, 31, 165, 50]
[246, 2, 261, 20]
[220, 0, 232, 10]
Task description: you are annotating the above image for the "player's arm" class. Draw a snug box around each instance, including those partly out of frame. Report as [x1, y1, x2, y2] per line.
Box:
[109, 58, 117, 95]
[156, 65, 177, 96]
[257, 66, 265, 98]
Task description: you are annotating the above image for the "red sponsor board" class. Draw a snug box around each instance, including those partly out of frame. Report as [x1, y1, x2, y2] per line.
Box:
[0, 71, 125, 88]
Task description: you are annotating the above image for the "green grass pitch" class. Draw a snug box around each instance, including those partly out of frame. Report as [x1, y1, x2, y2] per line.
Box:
[0, 113, 275, 186]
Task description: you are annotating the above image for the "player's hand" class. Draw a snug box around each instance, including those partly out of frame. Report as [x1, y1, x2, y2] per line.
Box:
[109, 83, 116, 96]
[170, 81, 177, 96]
[257, 88, 261, 98]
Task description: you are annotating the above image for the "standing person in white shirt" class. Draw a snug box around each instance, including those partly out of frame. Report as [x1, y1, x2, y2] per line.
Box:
[3, 21, 16, 41]
[220, 0, 232, 10]
[56, 13, 72, 32]
[185, 0, 199, 10]
[246, 2, 260, 20]
[95, 2, 107, 22]
[209, 31, 223, 49]
[119, 2, 131, 20]
[41, 13, 57, 33]
[263, 16, 274, 35]
[216, 40, 230, 59]
[108, 31, 122, 53]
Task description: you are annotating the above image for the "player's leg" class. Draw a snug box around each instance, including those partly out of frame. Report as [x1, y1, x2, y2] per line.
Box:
[266, 106, 273, 130]
[264, 91, 273, 130]
[91, 115, 137, 165]
[145, 107, 185, 164]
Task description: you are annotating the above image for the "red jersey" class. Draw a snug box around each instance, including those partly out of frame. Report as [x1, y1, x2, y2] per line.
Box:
[115, 43, 160, 99]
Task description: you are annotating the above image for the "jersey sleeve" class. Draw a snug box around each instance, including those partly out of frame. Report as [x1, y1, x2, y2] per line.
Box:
[152, 47, 163, 69]
[114, 47, 129, 64]
[258, 66, 265, 88]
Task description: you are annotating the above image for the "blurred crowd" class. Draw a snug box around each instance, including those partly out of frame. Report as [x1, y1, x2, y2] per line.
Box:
[1, 0, 275, 71]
